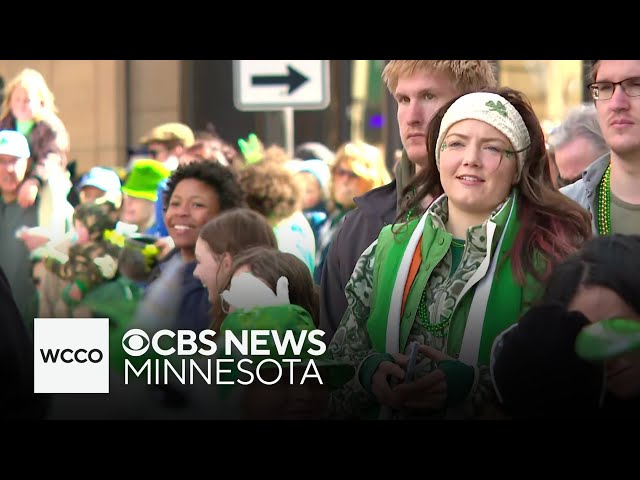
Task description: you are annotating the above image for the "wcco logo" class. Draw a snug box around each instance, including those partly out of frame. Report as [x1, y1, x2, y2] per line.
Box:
[34, 318, 109, 393]
[40, 348, 104, 364]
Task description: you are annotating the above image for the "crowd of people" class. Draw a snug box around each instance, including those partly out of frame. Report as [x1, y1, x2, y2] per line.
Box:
[1, 60, 640, 420]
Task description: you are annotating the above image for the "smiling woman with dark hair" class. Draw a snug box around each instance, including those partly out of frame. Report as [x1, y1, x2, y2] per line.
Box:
[144, 160, 245, 334]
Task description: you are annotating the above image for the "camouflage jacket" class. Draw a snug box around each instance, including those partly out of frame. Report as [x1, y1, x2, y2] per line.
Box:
[44, 240, 121, 294]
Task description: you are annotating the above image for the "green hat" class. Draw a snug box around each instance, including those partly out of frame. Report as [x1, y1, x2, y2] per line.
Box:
[220, 304, 354, 389]
[575, 318, 640, 362]
[122, 159, 170, 201]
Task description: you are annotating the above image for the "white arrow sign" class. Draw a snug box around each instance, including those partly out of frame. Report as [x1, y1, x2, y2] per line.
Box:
[233, 60, 330, 111]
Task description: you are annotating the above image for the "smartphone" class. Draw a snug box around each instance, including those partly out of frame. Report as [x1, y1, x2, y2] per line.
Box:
[404, 341, 420, 384]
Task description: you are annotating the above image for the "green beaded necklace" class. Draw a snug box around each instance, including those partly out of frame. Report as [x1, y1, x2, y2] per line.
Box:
[597, 164, 612, 236]
[417, 287, 452, 337]
[416, 238, 465, 337]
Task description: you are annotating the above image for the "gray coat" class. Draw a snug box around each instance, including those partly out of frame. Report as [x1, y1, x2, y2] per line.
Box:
[561, 153, 610, 234]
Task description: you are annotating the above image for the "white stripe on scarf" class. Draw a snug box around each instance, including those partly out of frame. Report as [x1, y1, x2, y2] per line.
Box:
[384, 193, 515, 361]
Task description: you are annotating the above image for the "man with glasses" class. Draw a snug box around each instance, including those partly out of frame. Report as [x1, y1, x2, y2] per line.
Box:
[563, 60, 640, 236]
[548, 103, 608, 188]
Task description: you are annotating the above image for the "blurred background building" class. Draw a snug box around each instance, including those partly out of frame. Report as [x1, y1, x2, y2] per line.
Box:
[0, 60, 595, 174]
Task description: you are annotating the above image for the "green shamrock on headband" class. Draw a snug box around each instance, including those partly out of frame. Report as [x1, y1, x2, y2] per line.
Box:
[237, 133, 263, 165]
[486, 100, 508, 118]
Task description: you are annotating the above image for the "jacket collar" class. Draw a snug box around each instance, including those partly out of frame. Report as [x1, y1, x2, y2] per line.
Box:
[426, 189, 516, 245]
[581, 152, 611, 201]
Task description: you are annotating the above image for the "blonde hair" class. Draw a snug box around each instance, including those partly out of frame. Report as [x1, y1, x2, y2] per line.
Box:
[332, 141, 391, 190]
[381, 60, 497, 95]
[1, 68, 58, 122]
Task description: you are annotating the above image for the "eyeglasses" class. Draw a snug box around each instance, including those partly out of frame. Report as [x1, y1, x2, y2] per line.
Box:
[588, 77, 640, 100]
[440, 140, 518, 173]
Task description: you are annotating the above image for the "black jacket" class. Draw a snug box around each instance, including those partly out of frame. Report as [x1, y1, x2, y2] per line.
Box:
[0, 267, 48, 419]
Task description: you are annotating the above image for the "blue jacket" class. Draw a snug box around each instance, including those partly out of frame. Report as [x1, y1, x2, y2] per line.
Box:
[175, 261, 212, 333]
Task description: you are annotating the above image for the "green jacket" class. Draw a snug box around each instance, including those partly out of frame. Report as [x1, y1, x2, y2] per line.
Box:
[328, 190, 544, 419]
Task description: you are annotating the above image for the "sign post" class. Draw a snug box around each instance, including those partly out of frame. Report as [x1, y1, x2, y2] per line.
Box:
[233, 60, 330, 155]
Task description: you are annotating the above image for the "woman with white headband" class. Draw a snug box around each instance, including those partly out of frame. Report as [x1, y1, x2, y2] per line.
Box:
[328, 88, 592, 419]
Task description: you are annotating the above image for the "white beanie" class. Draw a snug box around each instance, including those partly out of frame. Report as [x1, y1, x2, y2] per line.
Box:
[435, 92, 530, 180]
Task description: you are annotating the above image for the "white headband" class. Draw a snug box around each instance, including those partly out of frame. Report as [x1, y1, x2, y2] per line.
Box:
[435, 92, 531, 180]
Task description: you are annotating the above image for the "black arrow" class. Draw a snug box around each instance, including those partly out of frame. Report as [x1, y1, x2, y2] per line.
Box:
[251, 65, 309, 94]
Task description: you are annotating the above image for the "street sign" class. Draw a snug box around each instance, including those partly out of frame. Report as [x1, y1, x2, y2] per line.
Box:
[233, 60, 330, 111]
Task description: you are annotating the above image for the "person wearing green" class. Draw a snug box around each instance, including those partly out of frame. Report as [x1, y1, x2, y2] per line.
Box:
[562, 60, 640, 237]
[120, 159, 171, 236]
[328, 89, 592, 419]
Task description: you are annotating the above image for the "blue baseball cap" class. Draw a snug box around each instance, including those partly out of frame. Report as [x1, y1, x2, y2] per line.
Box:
[77, 167, 122, 195]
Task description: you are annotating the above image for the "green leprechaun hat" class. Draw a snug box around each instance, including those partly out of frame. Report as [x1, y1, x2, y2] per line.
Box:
[121, 159, 170, 202]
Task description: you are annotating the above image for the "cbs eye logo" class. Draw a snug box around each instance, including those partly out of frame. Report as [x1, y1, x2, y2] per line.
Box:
[122, 329, 150, 356]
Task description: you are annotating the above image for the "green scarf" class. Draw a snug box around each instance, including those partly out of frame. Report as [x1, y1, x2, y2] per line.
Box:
[367, 191, 539, 365]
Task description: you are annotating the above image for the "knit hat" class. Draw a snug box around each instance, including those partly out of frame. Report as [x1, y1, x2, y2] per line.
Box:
[490, 304, 606, 418]
[290, 159, 331, 191]
[122, 159, 170, 202]
[435, 92, 531, 181]
[0, 130, 30, 158]
[220, 304, 355, 390]
[139, 122, 195, 148]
